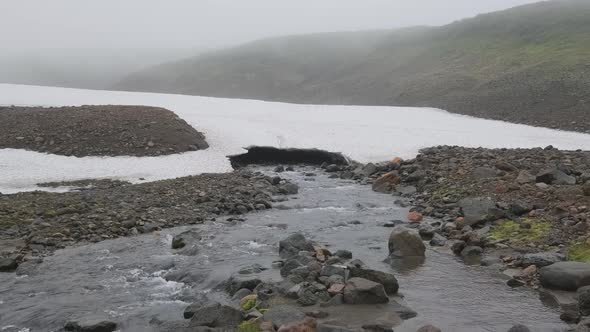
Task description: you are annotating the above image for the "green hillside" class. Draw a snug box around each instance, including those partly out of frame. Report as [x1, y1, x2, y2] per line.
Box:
[116, 0, 590, 132]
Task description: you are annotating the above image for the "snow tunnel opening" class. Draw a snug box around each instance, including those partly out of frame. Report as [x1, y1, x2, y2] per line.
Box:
[228, 146, 350, 168]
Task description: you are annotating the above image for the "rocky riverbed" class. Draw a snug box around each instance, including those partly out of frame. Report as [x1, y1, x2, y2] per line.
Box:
[0, 165, 568, 332]
[0, 105, 209, 157]
[317, 145, 590, 327]
[0, 170, 299, 268]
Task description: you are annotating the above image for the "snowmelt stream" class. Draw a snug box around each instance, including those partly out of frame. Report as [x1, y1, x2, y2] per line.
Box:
[0, 167, 568, 332]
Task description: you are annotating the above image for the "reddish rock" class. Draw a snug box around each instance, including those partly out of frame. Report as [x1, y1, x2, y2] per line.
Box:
[455, 217, 466, 229]
[277, 317, 317, 332]
[519, 265, 538, 279]
[417, 325, 442, 332]
[408, 211, 423, 223]
[372, 171, 401, 193]
[391, 157, 403, 165]
[328, 283, 345, 295]
[260, 321, 277, 332]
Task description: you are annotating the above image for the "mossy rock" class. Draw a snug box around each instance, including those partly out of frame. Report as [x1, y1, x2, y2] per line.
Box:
[568, 241, 590, 263]
[240, 294, 258, 311]
[488, 219, 551, 245]
[431, 186, 469, 203]
[238, 320, 262, 332]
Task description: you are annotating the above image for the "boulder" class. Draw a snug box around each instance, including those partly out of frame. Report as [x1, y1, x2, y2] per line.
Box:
[417, 325, 442, 332]
[536, 169, 576, 185]
[343, 277, 389, 304]
[473, 167, 497, 179]
[189, 303, 243, 328]
[407, 211, 423, 223]
[372, 171, 400, 193]
[508, 201, 533, 216]
[348, 266, 399, 295]
[495, 161, 518, 172]
[388, 226, 426, 258]
[334, 250, 353, 259]
[577, 318, 590, 332]
[279, 233, 314, 259]
[460, 246, 483, 265]
[579, 286, 590, 316]
[458, 197, 497, 226]
[507, 325, 531, 332]
[521, 252, 565, 268]
[358, 163, 378, 177]
[429, 233, 447, 247]
[461, 246, 483, 256]
[263, 305, 306, 328]
[281, 258, 305, 277]
[64, 320, 117, 332]
[540, 262, 590, 291]
[279, 183, 299, 195]
[516, 170, 536, 184]
[239, 263, 267, 275]
[583, 182, 590, 196]
[0, 257, 18, 272]
[277, 317, 317, 332]
[362, 322, 394, 332]
[224, 275, 262, 295]
[320, 264, 347, 278]
[171, 229, 201, 250]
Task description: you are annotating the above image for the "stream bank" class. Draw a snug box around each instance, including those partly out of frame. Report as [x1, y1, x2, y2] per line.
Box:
[0, 166, 568, 331]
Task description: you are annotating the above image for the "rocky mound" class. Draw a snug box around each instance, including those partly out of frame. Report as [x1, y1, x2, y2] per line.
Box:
[321, 146, 590, 325]
[0, 170, 300, 266]
[325, 145, 590, 255]
[0, 105, 208, 157]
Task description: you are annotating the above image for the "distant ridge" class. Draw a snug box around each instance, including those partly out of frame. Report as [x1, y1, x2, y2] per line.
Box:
[116, 0, 590, 132]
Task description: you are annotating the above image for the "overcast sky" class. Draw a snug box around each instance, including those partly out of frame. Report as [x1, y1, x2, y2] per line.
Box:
[1, 0, 542, 54]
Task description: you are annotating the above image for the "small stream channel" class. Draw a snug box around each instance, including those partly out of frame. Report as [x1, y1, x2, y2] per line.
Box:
[0, 166, 569, 332]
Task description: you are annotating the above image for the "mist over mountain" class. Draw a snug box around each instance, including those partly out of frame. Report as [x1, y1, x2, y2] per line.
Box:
[116, 0, 590, 132]
[0, 48, 200, 90]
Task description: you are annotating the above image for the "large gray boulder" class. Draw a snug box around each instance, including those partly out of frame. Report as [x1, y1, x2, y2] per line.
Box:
[540, 262, 590, 291]
[279, 233, 314, 259]
[536, 168, 576, 185]
[578, 286, 590, 316]
[64, 320, 117, 332]
[507, 325, 531, 332]
[262, 304, 306, 327]
[417, 325, 442, 332]
[189, 303, 243, 328]
[458, 197, 497, 226]
[0, 257, 17, 272]
[348, 266, 399, 295]
[472, 167, 497, 179]
[516, 170, 536, 184]
[343, 277, 389, 304]
[521, 252, 565, 268]
[388, 226, 426, 258]
[223, 275, 262, 296]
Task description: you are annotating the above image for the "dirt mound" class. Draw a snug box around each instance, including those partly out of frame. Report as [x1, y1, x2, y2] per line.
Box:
[0, 105, 208, 157]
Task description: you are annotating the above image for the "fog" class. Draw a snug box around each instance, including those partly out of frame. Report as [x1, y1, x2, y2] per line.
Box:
[0, 0, 541, 89]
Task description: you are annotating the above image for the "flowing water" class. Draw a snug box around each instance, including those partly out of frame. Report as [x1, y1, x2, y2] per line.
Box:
[0, 166, 569, 332]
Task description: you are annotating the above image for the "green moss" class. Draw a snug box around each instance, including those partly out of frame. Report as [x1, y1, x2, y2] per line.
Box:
[431, 186, 468, 203]
[241, 298, 257, 311]
[568, 241, 590, 263]
[238, 321, 262, 332]
[488, 219, 551, 245]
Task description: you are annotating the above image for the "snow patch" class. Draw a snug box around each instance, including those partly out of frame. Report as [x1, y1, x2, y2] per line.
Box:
[1, 84, 590, 193]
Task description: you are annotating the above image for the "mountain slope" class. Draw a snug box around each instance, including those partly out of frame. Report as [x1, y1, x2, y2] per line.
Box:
[116, 0, 590, 132]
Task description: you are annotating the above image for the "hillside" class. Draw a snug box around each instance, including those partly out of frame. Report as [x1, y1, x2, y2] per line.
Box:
[116, 0, 590, 132]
